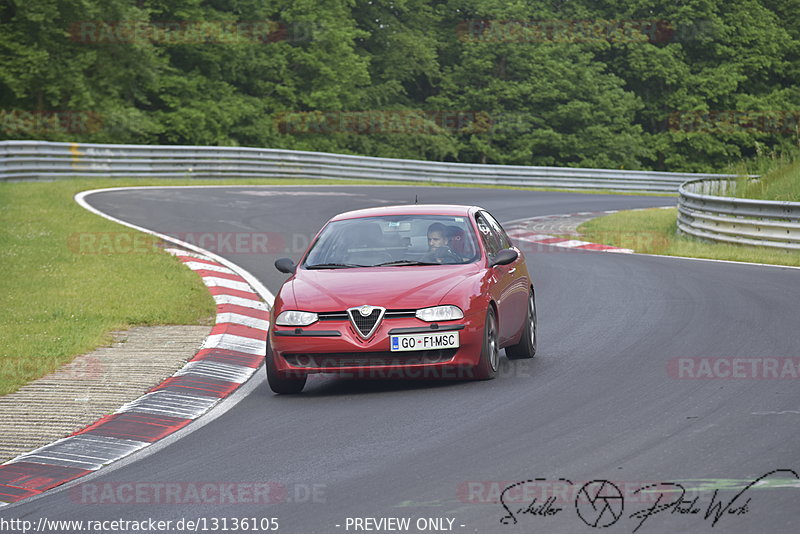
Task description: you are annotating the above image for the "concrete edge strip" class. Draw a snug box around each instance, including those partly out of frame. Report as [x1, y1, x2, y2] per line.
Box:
[0, 193, 274, 505]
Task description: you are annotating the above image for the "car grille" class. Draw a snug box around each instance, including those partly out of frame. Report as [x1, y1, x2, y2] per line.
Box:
[349, 308, 383, 337]
[318, 310, 416, 321]
[284, 349, 456, 368]
[317, 307, 417, 339]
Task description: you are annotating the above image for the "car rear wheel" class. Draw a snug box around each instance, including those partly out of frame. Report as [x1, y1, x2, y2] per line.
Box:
[473, 306, 499, 380]
[506, 290, 537, 360]
[266, 340, 307, 394]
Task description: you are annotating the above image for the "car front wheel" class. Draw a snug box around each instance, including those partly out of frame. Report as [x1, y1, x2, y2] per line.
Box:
[506, 289, 537, 360]
[472, 306, 499, 380]
[265, 340, 307, 394]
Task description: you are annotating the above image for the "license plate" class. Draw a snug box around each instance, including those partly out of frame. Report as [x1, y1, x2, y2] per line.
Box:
[390, 332, 460, 352]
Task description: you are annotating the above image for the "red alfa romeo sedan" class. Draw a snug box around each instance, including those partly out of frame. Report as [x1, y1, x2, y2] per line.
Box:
[267, 204, 536, 393]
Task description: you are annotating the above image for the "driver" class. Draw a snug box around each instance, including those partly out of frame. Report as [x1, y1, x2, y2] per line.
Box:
[422, 222, 462, 264]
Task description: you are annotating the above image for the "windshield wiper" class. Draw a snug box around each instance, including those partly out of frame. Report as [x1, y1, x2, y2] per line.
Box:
[372, 260, 440, 267]
[305, 263, 365, 269]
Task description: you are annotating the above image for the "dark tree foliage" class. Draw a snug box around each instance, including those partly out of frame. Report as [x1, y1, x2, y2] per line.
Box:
[0, 0, 797, 171]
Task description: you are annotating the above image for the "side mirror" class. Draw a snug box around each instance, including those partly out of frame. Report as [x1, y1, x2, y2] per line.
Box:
[489, 248, 518, 267]
[275, 257, 297, 274]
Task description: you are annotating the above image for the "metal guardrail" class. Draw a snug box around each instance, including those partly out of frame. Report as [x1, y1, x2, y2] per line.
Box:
[0, 140, 741, 192]
[678, 178, 800, 250]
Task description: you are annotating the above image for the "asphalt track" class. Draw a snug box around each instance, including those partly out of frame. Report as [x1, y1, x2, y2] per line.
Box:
[3, 185, 799, 534]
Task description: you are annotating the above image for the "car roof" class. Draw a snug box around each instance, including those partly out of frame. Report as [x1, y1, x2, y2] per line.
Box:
[330, 204, 482, 221]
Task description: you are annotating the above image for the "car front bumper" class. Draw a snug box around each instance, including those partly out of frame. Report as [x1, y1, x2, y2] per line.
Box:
[269, 312, 485, 380]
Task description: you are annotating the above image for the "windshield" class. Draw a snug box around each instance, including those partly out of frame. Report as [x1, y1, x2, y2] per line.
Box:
[304, 215, 480, 268]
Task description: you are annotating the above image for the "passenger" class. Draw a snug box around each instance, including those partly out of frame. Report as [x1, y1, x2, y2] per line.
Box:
[446, 225, 466, 256]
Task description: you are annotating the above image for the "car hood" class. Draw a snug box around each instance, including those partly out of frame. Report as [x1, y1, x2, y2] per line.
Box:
[286, 264, 480, 311]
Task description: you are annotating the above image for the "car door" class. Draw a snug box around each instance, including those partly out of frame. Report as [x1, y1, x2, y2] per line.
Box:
[475, 211, 527, 344]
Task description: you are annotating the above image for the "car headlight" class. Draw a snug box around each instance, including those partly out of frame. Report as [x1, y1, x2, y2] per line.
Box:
[275, 310, 319, 326]
[415, 305, 464, 322]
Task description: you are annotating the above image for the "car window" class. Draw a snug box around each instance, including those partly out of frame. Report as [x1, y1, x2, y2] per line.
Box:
[303, 215, 480, 267]
[475, 212, 504, 256]
[482, 211, 513, 249]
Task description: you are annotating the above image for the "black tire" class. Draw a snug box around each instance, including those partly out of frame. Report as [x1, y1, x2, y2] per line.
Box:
[506, 289, 537, 360]
[472, 306, 499, 380]
[265, 340, 307, 394]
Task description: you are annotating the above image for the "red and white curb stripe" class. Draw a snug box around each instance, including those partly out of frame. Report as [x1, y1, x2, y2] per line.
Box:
[505, 207, 674, 254]
[506, 227, 634, 253]
[0, 248, 268, 505]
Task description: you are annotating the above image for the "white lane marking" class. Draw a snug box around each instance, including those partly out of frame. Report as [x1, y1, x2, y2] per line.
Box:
[632, 251, 800, 270]
[234, 190, 361, 197]
[202, 333, 267, 355]
[117, 391, 219, 419]
[182, 261, 236, 274]
[551, 240, 594, 248]
[212, 294, 268, 310]
[174, 361, 256, 383]
[164, 248, 211, 261]
[216, 312, 270, 331]
[201, 276, 252, 292]
[509, 233, 557, 241]
[7, 436, 149, 471]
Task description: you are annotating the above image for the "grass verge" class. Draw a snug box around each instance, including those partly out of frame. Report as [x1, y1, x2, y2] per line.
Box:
[578, 207, 800, 267]
[0, 177, 352, 396]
